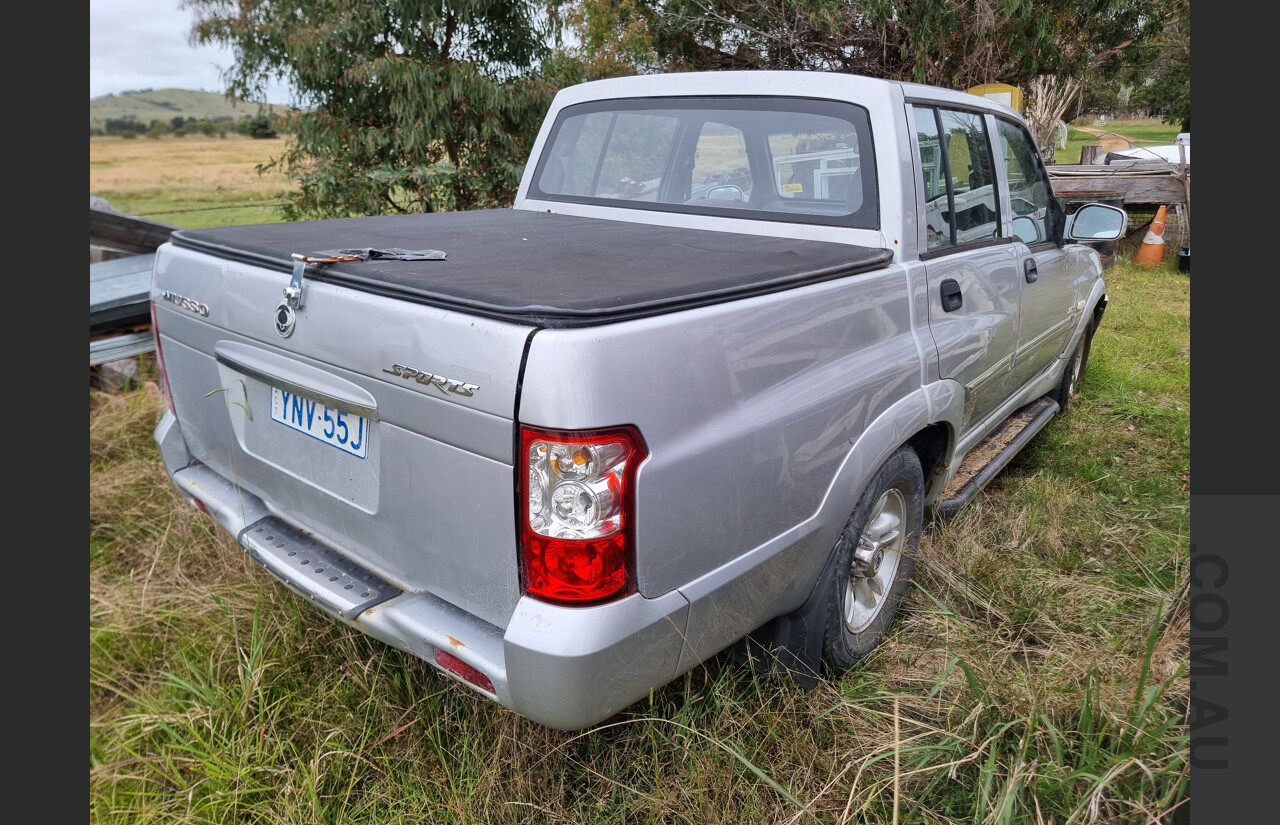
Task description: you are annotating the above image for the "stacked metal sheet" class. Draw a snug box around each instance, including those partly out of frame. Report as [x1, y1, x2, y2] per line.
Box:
[90, 253, 155, 366]
[89, 200, 176, 367]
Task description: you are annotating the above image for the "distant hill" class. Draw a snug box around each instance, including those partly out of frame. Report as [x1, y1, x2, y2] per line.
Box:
[90, 88, 299, 131]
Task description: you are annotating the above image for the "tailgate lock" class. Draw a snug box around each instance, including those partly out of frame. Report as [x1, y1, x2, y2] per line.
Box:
[274, 300, 297, 338]
[275, 251, 437, 338]
[273, 254, 311, 338]
[275, 253, 364, 338]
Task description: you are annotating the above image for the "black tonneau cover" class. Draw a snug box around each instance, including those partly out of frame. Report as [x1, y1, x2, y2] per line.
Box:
[172, 209, 892, 328]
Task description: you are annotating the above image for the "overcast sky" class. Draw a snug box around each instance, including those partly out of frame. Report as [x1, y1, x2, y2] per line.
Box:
[90, 0, 295, 104]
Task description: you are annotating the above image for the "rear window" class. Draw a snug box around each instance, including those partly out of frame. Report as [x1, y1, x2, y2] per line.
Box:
[529, 97, 879, 229]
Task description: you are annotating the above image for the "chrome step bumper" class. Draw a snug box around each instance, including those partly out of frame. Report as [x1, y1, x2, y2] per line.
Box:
[240, 516, 401, 619]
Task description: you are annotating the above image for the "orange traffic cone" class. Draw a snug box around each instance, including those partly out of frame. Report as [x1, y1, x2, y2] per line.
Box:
[1134, 204, 1167, 266]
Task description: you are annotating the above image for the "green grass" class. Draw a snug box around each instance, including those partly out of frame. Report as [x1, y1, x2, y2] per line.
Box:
[1057, 120, 1183, 165]
[91, 252, 1189, 823]
[108, 192, 288, 230]
[1086, 121, 1183, 144]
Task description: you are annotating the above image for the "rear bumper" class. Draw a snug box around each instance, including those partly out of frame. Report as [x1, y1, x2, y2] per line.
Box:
[155, 410, 691, 731]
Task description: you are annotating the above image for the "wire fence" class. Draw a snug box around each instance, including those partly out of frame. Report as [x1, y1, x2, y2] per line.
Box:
[149, 201, 288, 216]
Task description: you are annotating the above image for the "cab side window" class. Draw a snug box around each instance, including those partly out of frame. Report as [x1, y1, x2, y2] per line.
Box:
[997, 119, 1054, 246]
[915, 106, 999, 251]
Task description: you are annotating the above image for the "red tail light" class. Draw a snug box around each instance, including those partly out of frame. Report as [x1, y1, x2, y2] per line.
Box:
[519, 425, 647, 605]
[149, 301, 175, 415]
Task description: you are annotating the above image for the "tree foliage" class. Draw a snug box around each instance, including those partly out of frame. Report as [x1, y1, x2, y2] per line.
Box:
[559, 0, 1185, 159]
[243, 114, 279, 139]
[185, 0, 564, 218]
[561, 1, 1174, 87]
[183, 0, 1187, 217]
[1124, 9, 1190, 130]
[98, 115, 257, 138]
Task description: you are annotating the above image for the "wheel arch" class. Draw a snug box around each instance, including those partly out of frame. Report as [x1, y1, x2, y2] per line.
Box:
[1074, 281, 1108, 348]
[1091, 290, 1109, 328]
[817, 381, 958, 540]
[733, 381, 959, 680]
[907, 422, 954, 504]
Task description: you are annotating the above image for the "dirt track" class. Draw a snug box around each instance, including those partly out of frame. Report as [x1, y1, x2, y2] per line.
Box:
[1075, 126, 1140, 154]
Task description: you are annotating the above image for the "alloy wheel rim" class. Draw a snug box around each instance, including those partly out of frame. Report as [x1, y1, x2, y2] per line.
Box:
[843, 487, 906, 634]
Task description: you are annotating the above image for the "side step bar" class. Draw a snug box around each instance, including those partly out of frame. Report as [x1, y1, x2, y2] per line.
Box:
[933, 397, 1060, 518]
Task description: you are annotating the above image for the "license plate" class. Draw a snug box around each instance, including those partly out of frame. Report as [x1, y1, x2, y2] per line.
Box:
[270, 387, 368, 458]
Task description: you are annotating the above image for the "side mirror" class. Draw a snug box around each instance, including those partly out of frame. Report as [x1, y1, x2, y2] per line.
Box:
[1065, 203, 1128, 242]
[1013, 216, 1042, 245]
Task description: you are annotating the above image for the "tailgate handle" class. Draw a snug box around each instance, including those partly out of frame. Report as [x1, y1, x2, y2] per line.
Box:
[214, 342, 380, 421]
[1024, 258, 1039, 283]
[940, 279, 963, 312]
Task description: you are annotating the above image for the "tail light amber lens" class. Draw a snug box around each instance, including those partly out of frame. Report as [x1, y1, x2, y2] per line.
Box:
[520, 425, 646, 605]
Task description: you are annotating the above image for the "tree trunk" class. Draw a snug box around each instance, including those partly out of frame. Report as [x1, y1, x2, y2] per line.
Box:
[1026, 75, 1081, 163]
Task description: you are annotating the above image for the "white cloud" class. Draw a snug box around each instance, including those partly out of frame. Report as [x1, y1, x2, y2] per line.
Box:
[90, 0, 294, 104]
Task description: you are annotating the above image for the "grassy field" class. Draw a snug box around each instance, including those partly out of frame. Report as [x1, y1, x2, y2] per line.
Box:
[90, 136, 1190, 824]
[90, 134, 296, 228]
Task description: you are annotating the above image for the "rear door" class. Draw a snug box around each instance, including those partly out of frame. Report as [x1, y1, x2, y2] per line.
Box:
[911, 102, 1020, 436]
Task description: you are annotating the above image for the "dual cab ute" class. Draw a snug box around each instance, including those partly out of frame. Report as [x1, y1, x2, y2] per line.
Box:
[150, 71, 1127, 730]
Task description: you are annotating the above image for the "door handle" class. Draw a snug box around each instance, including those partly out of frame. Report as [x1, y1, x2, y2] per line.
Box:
[940, 278, 963, 312]
[1024, 258, 1039, 283]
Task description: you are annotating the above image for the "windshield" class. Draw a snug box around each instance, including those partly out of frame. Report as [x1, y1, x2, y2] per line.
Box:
[529, 97, 879, 229]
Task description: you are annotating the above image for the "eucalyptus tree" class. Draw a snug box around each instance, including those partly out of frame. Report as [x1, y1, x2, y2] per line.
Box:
[185, 0, 565, 217]
[560, 0, 1184, 155]
[1122, 9, 1190, 131]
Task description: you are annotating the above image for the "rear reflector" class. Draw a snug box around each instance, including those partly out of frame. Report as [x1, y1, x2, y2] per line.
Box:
[434, 648, 495, 694]
[149, 302, 175, 415]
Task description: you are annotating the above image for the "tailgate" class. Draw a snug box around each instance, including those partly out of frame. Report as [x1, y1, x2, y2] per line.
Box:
[152, 243, 534, 629]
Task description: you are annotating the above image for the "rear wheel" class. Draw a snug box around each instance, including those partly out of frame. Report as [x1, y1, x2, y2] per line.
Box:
[820, 446, 924, 670]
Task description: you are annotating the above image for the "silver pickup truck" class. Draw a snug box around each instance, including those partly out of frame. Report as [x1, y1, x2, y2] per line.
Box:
[150, 70, 1126, 730]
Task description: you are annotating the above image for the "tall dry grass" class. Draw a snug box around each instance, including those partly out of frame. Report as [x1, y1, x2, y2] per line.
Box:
[90, 135, 294, 227]
[92, 254, 1189, 824]
[89, 122, 1189, 821]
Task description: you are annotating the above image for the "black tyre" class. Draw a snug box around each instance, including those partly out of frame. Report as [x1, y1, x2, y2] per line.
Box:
[1054, 321, 1095, 413]
[820, 446, 924, 671]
